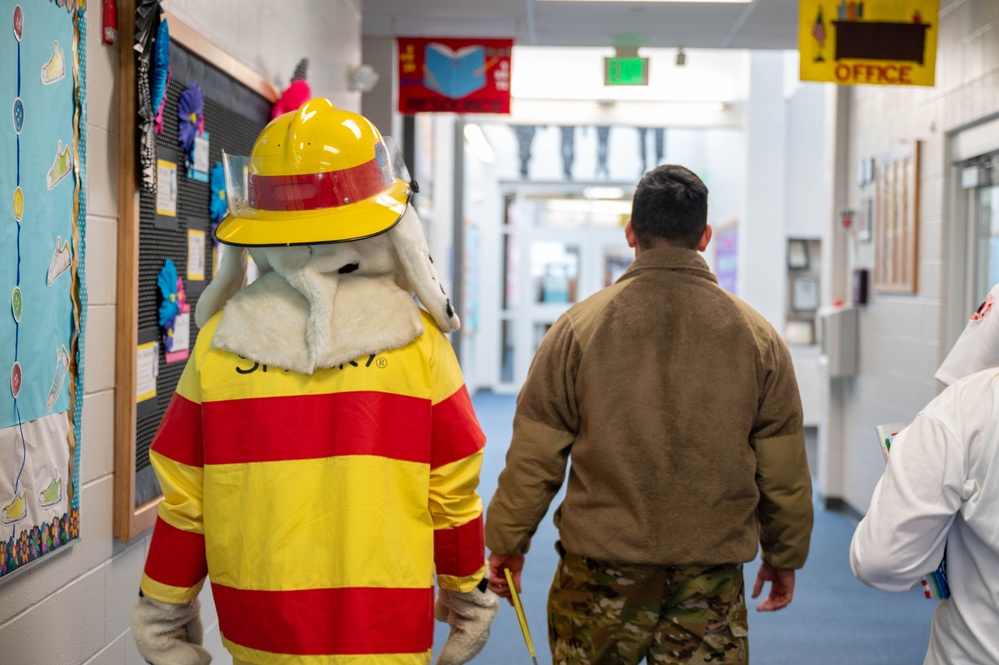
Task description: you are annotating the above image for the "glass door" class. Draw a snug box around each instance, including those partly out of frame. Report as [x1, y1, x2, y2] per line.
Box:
[497, 186, 633, 390]
[973, 182, 999, 303]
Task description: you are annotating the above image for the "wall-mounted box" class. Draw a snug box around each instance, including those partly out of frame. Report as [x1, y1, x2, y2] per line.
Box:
[818, 305, 858, 378]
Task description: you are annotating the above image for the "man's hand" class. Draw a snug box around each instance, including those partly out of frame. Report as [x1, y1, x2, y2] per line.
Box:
[751, 562, 795, 611]
[487, 553, 524, 606]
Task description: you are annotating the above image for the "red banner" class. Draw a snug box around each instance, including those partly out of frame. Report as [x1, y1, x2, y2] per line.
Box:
[397, 37, 513, 115]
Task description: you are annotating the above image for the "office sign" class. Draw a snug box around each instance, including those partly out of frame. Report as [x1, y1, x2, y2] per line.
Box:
[799, 0, 938, 86]
[397, 37, 513, 115]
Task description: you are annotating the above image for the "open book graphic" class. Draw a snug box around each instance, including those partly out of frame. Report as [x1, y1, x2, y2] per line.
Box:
[875, 422, 950, 600]
[423, 43, 487, 99]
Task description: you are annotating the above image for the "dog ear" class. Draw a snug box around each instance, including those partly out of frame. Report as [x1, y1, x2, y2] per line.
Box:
[388, 207, 460, 333]
[195, 246, 247, 327]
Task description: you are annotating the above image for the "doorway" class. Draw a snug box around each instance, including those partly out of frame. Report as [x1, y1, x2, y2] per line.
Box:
[495, 184, 634, 391]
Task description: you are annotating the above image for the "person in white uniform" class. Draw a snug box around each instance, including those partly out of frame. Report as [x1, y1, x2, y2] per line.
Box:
[851, 283, 999, 665]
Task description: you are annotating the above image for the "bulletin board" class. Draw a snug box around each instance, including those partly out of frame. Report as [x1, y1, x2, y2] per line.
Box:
[114, 6, 278, 541]
[0, 1, 86, 580]
[874, 140, 920, 294]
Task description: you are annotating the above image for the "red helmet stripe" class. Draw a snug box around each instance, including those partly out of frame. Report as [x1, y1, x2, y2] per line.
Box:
[249, 158, 388, 212]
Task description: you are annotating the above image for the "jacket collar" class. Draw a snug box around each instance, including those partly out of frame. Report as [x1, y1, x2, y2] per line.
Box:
[619, 246, 718, 284]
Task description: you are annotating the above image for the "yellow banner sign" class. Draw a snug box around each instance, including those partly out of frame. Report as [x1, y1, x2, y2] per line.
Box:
[799, 0, 938, 86]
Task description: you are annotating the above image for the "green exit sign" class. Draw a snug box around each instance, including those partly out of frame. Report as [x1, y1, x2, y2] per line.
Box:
[604, 57, 649, 86]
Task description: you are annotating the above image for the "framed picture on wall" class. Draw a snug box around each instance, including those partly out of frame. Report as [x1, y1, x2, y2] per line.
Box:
[874, 140, 920, 294]
[787, 238, 809, 270]
[792, 276, 820, 311]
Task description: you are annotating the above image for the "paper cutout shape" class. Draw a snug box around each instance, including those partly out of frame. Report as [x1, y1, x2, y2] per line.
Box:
[13, 4, 23, 42]
[40, 40, 65, 85]
[12, 186, 23, 222]
[187, 229, 205, 281]
[12, 286, 22, 322]
[424, 43, 486, 99]
[152, 18, 170, 134]
[38, 469, 63, 508]
[47, 236, 71, 286]
[166, 312, 191, 363]
[158, 260, 191, 362]
[46, 139, 72, 190]
[12, 97, 23, 134]
[1, 489, 27, 525]
[177, 82, 204, 154]
[156, 159, 177, 216]
[46, 345, 69, 412]
[187, 131, 210, 182]
[11, 361, 22, 398]
[209, 161, 227, 224]
[136, 341, 159, 403]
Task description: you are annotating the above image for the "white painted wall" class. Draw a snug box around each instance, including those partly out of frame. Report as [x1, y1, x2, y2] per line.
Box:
[739, 51, 788, 330]
[829, 0, 999, 514]
[0, 4, 361, 664]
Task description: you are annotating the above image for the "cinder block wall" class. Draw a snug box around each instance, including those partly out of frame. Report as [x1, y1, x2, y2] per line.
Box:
[0, 2, 360, 663]
[837, 0, 999, 514]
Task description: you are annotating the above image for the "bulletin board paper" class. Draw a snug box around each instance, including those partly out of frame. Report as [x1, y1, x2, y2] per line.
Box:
[0, 2, 86, 580]
[156, 159, 177, 216]
[136, 341, 158, 403]
[187, 229, 205, 281]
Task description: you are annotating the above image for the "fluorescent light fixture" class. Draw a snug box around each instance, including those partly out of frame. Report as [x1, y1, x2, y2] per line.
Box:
[540, 0, 750, 3]
[545, 199, 633, 215]
[463, 123, 496, 163]
[514, 97, 726, 112]
[583, 186, 626, 199]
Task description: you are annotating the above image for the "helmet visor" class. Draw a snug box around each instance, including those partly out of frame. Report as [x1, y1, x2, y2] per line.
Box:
[223, 136, 412, 217]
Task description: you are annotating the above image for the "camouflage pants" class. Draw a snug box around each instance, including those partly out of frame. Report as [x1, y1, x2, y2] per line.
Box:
[548, 547, 748, 665]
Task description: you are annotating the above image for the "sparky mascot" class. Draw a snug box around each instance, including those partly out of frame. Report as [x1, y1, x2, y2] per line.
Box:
[131, 98, 499, 665]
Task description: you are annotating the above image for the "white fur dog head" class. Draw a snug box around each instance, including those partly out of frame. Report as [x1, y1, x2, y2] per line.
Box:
[195, 206, 458, 373]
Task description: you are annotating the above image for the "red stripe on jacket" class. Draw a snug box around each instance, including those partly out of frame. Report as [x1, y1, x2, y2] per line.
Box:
[212, 584, 434, 655]
[144, 518, 208, 588]
[151, 394, 204, 467]
[201, 392, 432, 465]
[434, 514, 486, 579]
[431, 386, 486, 469]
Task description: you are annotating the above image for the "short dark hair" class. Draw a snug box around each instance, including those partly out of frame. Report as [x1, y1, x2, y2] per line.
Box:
[630, 165, 708, 249]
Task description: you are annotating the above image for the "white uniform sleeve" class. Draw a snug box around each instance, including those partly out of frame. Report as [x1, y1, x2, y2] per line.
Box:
[850, 411, 968, 592]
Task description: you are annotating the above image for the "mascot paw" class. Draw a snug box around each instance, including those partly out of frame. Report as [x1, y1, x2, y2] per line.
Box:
[435, 584, 500, 665]
[132, 594, 213, 665]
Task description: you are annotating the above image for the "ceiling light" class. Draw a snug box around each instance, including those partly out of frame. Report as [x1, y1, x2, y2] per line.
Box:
[583, 186, 626, 199]
[540, 0, 750, 3]
[463, 123, 496, 163]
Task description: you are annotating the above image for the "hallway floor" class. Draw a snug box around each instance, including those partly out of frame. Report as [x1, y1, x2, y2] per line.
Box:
[436, 393, 937, 664]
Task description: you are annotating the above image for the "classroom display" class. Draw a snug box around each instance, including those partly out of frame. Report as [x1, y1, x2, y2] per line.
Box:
[0, 0, 86, 580]
[131, 38, 270, 510]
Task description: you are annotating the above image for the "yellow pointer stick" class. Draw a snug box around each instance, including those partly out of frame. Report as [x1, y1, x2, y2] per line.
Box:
[504, 567, 539, 665]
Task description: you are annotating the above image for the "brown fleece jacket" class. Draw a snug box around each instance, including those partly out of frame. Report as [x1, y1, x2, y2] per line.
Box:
[485, 247, 813, 569]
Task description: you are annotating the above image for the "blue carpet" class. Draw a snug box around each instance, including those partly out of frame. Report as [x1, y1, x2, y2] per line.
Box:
[433, 392, 938, 664]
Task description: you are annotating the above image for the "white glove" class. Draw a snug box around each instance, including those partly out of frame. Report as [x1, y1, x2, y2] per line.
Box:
[131, 593, 212, 665]
[435, 584, 500, 665]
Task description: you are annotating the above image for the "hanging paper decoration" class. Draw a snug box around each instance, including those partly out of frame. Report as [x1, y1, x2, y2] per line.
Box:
[177, 81, 204, 154]
[271, 58, 311, 119]
[134, 0, 162, 191]
[151, 17, 170, 134]
[157, 259, 191, 363]
[513, 125, 536, 179]
[209, 161, 227, 225]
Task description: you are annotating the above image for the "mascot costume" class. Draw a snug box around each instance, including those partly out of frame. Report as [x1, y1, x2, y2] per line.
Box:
[131, 98, 499, 665]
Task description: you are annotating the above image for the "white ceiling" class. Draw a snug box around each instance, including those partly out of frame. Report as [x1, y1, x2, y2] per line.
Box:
[361, 0, 801, 50]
